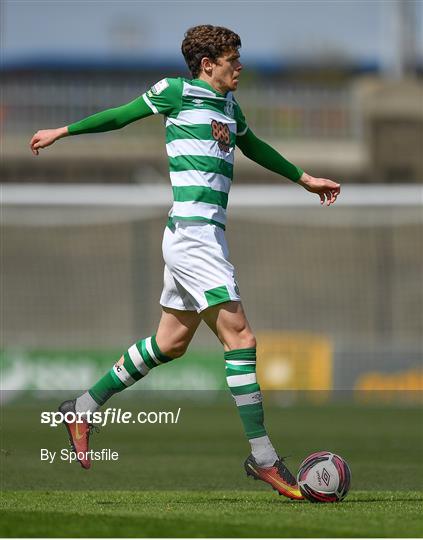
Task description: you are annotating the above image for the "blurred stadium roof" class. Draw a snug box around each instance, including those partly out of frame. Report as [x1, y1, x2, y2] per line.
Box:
[2, 0, 422, 74]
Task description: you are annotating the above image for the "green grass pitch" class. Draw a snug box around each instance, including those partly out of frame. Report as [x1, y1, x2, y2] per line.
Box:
[1, 396, 422, 537]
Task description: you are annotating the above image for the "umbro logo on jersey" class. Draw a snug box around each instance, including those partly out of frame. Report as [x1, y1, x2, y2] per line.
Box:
[192, 99, 204, 106]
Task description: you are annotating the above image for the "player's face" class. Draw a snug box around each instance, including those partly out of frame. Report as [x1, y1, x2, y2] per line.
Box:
[211, 50, 243, 93]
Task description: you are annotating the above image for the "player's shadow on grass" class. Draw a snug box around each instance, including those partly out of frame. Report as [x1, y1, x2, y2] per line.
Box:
[262, 496, 423, 505]
[94, 495, 423, 506]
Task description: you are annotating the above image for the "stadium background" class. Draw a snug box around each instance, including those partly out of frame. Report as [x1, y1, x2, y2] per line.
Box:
[0, 1, 423, 537]
[1, 1, 422, 537]
[2, 0, 422, 400]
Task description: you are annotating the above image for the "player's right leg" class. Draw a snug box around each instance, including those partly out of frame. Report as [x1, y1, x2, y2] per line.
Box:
[60, 307, 201, 468]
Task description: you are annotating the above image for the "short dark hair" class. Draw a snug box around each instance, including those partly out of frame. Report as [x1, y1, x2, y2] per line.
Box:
[181, 25, 241, 78]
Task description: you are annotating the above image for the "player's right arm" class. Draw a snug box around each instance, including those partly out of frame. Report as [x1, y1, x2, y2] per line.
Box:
[30, 96, 153, 155]
[30, 78, 182, 156]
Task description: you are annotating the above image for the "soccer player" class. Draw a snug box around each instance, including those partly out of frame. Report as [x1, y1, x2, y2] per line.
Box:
[30, 25, 340, 500]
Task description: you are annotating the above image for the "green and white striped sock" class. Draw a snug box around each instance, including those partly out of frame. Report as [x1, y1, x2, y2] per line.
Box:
[225, 347, 278, 468]
[75, 335, 172, 414]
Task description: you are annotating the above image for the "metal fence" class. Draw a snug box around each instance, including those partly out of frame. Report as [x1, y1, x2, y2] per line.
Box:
[2, 183, 422, 398]
[2, 73, 362, 140]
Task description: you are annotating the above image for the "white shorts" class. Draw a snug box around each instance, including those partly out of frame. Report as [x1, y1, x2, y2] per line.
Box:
[160, 221, 241, 313]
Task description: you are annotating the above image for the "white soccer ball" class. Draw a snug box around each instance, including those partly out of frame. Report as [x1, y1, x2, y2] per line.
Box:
[297, 451, 351, 503]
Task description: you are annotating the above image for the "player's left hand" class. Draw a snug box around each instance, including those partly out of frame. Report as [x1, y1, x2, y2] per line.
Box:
[298, 173, 341, 206]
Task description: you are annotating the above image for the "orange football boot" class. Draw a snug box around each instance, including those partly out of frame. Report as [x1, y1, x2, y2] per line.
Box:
[245, 454, 304, 500]
[58, 399, 96, 469]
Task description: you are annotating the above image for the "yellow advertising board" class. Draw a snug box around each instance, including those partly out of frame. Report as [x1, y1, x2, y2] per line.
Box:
[256, 332, 333, 398]
[354, 369, 423, 404]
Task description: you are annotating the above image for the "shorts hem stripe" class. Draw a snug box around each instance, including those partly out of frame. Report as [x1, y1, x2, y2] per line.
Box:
[198, 296, 241, 313]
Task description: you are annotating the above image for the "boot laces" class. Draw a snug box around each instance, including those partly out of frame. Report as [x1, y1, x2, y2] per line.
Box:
[276, 456, 297, 486]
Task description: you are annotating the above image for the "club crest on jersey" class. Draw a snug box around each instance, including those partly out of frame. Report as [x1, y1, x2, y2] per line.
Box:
[151, 79, 169, 95]
[224, 100, 234, 118]
[211, 120, 231, 153]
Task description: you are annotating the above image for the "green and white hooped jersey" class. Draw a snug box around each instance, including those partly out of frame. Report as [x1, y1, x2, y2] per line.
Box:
[142, 77, 248, 230]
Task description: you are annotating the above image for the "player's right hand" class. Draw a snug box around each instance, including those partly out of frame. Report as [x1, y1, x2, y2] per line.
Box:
[30, 127, 68, 155]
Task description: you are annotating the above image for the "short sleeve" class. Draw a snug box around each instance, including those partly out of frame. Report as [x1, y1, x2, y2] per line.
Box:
[234, 99, 248, 136]
[141, 78, 183, 116]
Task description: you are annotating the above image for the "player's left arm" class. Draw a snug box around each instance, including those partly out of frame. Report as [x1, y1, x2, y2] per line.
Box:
[236, 128, 340, 206]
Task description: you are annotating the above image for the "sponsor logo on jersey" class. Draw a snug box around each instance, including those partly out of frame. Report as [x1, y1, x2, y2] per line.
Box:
[211, 120, 231, 153]
[151, 79, 169, 95]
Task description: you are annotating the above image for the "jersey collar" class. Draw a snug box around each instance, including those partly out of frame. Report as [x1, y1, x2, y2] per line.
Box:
[191, 78, 227, 97]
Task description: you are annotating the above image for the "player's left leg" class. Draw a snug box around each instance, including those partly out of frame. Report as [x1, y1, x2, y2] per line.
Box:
[60, 307, 201, 468]
[202, 301, 303, 500]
